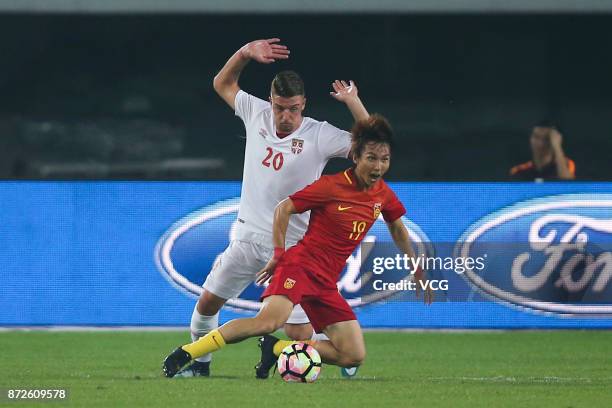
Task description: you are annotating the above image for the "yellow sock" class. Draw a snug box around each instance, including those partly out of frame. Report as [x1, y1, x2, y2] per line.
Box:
[182, 329, 226, 359]
[273, 340, 316, 356]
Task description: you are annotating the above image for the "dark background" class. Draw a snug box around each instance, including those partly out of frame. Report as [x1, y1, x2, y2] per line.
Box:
[1, 13, 610, 180]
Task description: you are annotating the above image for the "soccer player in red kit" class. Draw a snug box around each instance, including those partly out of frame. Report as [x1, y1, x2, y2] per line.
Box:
[162, 114, 432, 378]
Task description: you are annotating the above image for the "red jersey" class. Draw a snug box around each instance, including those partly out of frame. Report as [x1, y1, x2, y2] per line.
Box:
[278, 168, 406, 288]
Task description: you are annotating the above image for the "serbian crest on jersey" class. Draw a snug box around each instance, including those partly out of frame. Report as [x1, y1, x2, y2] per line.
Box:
[291, 138, 304, 154]
[373, 203, 382, 219]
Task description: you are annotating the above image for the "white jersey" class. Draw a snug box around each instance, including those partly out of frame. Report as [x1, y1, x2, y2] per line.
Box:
[233, 90, 351, 246]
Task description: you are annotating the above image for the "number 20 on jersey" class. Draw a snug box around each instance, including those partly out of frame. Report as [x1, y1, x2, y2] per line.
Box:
[262, 147, 284, 171]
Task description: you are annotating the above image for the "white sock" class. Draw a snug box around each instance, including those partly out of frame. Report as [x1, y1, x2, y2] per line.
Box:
[190, 305, 219, 363]
[311, 332, 329, 341]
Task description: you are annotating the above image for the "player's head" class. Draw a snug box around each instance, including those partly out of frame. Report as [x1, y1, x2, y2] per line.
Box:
[530, 119, 556, 156]
[270, 70, 306, 135]
[351, 114, 394, 188]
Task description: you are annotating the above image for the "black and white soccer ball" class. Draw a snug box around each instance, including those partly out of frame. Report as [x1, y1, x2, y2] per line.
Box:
[277, 342, 322, 383]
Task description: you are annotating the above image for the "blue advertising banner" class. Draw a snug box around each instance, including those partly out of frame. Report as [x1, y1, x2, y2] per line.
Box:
[1, 181, 611, 328]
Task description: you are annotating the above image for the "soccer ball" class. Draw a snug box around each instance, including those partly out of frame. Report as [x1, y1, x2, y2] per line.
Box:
[277, 343, 322, 383]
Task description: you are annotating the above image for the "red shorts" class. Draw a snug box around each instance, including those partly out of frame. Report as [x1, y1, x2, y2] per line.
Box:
[261, 264, 357, 333]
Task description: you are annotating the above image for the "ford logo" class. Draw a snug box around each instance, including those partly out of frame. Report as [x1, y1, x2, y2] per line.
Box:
[456, 194, 612, 316]
[155, 197, 432, 311]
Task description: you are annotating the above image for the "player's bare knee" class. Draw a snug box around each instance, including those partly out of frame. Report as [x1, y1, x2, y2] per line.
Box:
[284, 324, 313, 341]
[340, 350, 365, 367]
[342, 357, 364, 368]
[197, 291, 225, 315]
[352, 351, 366, 367]
[254, 318, 274, 334]
[256, 316, 284, 334]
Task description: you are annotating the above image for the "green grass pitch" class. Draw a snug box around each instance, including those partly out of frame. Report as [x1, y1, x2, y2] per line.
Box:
[1, 330, 611, 407]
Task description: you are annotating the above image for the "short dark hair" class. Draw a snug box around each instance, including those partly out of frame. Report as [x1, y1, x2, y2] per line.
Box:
[533, 119, 563, 135]
[271, 70, 305, 97]
[351, 114, 394, 158]
[534, 119, 557, 129]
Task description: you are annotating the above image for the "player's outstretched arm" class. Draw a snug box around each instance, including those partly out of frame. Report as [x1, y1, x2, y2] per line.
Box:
[213, 38, 290, 110]
[329, 80, 369, 122]
[255, 198, 298, 286]
[386, 218, 434, 305]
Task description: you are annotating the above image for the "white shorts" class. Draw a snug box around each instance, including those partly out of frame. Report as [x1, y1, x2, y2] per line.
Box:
[285, 304, 310, 325]
[202, 240, 311, 325]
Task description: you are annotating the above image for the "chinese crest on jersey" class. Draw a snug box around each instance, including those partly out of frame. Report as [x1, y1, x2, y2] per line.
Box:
[284, 278, 296, 289]
[291, 139, 304, 154]
[373, 203, 382, 219]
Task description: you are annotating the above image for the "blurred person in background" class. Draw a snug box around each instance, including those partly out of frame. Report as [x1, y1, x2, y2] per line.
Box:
[510, 120, 576, 181]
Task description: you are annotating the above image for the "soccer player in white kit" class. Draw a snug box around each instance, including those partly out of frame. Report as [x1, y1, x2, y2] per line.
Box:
[176, 38, 369, 377]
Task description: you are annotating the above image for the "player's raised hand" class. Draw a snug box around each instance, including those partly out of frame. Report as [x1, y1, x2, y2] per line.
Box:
[330, 80, 359, 103]
[241, 38, 290, 64]
[255, 258, 278, 286]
